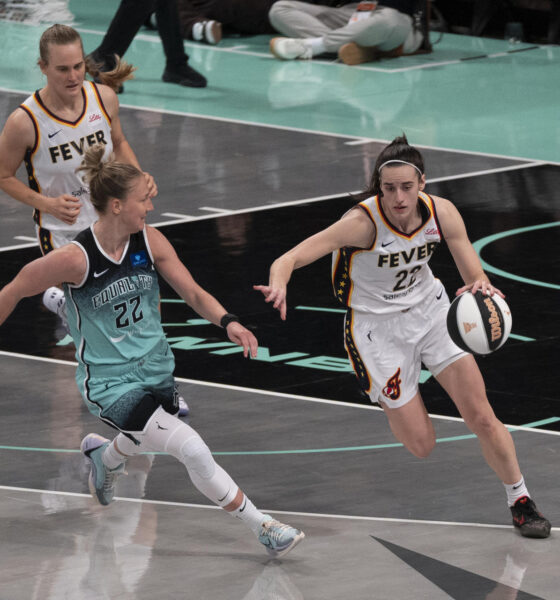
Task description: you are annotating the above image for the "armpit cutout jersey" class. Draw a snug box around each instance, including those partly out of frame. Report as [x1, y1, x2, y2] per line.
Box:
[332, 192, 443, 315]
[64, 226, 164, 369]
[20, 81, 113, 238]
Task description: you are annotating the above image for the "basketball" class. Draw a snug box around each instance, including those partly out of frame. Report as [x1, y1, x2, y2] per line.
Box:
[447, 290, 512, 355]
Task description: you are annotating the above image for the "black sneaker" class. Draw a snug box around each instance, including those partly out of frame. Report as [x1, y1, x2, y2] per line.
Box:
[162, 63, 207, 88]
[510, 496, 551, 539]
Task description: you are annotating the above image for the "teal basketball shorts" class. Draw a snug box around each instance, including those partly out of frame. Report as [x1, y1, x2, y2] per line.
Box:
[76, 338, 179, 440]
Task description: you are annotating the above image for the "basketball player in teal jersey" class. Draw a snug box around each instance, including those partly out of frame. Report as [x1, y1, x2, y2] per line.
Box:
[255, 135, 551, 538]
[0, 146, 305, 558]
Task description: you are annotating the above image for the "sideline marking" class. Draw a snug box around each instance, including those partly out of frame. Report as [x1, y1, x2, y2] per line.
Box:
[6, 484, 556, 530]
[0, 417, 558, 456]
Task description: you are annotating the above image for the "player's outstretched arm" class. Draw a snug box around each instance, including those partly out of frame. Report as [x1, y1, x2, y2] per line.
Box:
[0, 245, 86, 326]
[147, 226, 257, 358]
[254, 208, 376, 320]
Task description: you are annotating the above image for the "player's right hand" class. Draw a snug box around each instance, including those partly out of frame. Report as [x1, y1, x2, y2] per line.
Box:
[48, 194, 82, 225]
[253, 284, 288, 321]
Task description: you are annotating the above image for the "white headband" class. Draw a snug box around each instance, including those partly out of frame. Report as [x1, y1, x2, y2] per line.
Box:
[378, 160, 423, 175]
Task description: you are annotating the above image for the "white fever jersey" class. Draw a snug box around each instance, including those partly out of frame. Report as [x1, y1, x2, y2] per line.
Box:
[64, 226, 165, 371]
[332, 192, 443, 315]
[20, 81, 113, 249]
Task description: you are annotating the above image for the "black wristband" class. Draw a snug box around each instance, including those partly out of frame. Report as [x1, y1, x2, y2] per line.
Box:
[220, 313, 240, 329]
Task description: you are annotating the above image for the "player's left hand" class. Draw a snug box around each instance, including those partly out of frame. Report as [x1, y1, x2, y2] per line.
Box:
[143, 171, 158, 198]
[456, 279, 505, 298]
[225, 322, 258, 358]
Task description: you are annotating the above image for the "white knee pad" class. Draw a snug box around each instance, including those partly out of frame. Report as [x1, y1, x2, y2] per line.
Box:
[179, 435, 215, 480]
[140, 407, 238, 506]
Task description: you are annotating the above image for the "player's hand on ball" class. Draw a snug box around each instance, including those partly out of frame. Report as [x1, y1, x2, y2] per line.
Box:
[456, 279, 504, 299]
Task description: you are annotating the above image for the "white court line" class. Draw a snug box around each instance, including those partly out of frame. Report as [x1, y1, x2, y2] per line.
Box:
[13, 235, 37, 241]
[1, 485, 558, 531]
[1, 349, 559, 435]
[145, 161, 547, 228]
[0, 240, 38, 251]
[427, 161, 547, 184]
[1, 83, 558, 167]
[0, 157, 553, 249]
[160, 212, 196, 220]
[198, 206, 233, 213]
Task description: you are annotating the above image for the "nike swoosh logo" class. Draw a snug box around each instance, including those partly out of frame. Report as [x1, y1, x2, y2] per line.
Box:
[436, 290, 443, 300]
[381, 240, 394, 247]
[48, 130, 62, 139]
[513, 483, 523, 489]
[94, 268, 109, 278]
[217, 488, 230, 503]
[109, 334, 126, 343]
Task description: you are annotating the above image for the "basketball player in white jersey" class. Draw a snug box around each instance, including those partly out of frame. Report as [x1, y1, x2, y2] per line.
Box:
[0, 25, 187, 414]
[255, 135, 551, 538]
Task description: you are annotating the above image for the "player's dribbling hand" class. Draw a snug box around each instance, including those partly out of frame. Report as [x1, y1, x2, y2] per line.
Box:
[456, 279, 505, 298]
[49, 194, 82, 225]
[253, 284, 287, 321]
[225, 321, 258, 358]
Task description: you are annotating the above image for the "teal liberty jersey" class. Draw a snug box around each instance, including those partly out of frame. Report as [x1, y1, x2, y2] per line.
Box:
[64, 226, 168, 370]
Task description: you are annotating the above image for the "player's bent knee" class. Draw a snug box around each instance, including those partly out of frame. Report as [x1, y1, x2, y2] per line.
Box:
[404, 437, 436, 459]
[464, 413, 501, 438]
[180, 435, 216, 480]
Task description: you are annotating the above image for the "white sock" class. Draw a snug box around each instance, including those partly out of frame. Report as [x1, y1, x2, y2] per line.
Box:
[229, 494, 266, 536]
[504, 476, 529, 507]
[102, 435, 135, 469]
[308, 37, 327, 56]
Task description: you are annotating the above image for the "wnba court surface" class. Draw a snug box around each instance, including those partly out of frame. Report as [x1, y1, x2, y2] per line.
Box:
[0, 2, 559, 599]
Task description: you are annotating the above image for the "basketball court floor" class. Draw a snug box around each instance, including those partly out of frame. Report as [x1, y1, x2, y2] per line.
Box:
[0, 2, 559, 598]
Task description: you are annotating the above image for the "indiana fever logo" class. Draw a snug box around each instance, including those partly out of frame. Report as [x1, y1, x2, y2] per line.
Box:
[382, 368, 402, 401]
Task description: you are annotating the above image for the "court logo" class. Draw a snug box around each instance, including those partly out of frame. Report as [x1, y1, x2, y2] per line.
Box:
[382, 368, 401, 401]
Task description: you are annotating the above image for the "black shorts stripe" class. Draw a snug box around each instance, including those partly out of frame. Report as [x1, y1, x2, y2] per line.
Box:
[345, 309, 371, 392]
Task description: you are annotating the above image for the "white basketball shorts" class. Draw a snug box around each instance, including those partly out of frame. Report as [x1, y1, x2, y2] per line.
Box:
[345, 281, 468, 409]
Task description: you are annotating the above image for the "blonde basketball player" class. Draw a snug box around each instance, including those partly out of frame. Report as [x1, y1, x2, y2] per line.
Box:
[255, 134, 551, 538]
[0, 146, 304, 558]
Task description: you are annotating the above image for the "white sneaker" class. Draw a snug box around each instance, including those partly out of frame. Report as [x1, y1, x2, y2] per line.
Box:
[43, 287, 70, 333]
[43, 287, 65, 315]
[192, 20, 222, 45]
[270, 37, 313, 60]
[174, 384, 189, 417]
[178, 397, 189, 417]
[258, 515, 305, 558]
